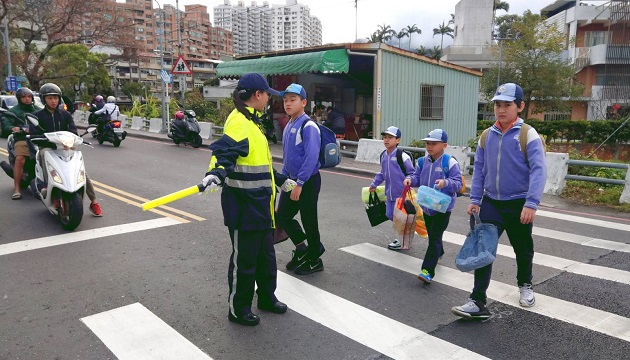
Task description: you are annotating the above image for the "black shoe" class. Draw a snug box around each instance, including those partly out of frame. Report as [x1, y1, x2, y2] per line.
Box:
[294, 258, 324, 275]
[286, 247, 308, 270]
[228, 312, 260, 326]
[258, 300, 288, 314]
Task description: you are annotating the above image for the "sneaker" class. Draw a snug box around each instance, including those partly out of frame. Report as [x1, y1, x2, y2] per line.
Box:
[286, 247, 308, 270]
[387, 239, 402, 250]
[451, 298, 491, 320]
[89, 202, 103, 217]
[417, 269, 432, 284]
[519, 283, 535, 307]
[294, 258, 324, 275]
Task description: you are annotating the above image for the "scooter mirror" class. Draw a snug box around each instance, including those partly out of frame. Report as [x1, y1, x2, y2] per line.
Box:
[25, 114, 39, 127]
[86, 126, 97, 133]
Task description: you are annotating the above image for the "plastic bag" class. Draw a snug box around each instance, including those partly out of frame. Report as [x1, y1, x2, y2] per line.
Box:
[392, 185, 417, 250]
[366, 191, 388, 227]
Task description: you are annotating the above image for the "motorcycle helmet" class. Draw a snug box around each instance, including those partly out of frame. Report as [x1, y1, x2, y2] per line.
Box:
[107, 96, 116, 103]
[95, 95, 104, 102]
[174, 111, 185, 120]
[39, 83, 62, 104]
[15, 87, 34, 105]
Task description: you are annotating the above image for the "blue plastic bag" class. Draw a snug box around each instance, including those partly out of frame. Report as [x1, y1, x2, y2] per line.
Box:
[455, 210, 499, 272]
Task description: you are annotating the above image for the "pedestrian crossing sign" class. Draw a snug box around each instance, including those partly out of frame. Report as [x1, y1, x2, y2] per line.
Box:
[172, 55, 192, 75]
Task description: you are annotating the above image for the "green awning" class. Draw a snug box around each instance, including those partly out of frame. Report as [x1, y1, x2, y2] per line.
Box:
[217, 49, 350, 78]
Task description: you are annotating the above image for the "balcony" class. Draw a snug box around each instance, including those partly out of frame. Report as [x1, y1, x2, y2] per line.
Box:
[569, 44, 629, 71]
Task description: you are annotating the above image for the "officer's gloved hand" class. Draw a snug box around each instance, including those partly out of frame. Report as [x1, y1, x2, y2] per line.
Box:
[201, 174, 221, 193]
[281, 179, 297, 192]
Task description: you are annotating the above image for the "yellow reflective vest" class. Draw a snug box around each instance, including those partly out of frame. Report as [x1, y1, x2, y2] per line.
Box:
[207, 107, 283, 231]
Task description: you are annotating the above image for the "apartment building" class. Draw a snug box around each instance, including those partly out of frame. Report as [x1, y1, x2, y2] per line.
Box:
[214, 0, 322, 56]
[541, 0, 630, 120]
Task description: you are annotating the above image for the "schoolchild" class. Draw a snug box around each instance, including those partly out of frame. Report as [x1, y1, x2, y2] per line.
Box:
[275, 83, 326, 275]
[451, 83, 547, 319]
[369, 126, 415, 250]
[403, 129, 462, 283]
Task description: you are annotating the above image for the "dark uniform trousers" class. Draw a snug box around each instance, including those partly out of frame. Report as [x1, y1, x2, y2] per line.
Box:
[470, 196, 534, 304]
[227, 227, 278, 317]
[275, 172, 322, 261]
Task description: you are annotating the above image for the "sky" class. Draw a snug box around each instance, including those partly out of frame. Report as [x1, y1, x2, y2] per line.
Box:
[151, 0, 559, 49]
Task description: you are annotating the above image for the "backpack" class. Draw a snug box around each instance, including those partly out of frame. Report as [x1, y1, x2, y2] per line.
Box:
[417, 154, 466, 197]
[300, 118, 341, 169]
[479, 123, 546, 163]
[102, 108, 112, 121]
[380, 148, 415, 176]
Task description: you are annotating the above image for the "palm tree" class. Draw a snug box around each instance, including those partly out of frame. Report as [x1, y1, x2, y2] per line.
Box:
[432, 21, 454, 50]
[430, 45, 443, 60]
[394, 29, 408, 48]
[404, 24, 421, 50]
[377, 24, 396, 42]
[492, 1, 510, 37]
[448, 13, 455, 26]
[416, 46, 431, 57]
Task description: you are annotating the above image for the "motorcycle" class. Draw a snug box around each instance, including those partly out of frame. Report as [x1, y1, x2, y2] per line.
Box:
[28, 122, 96, 231]
[167, 110, 202, 148]
[94, 119, 126, 147]
[0, 109, 37, 189]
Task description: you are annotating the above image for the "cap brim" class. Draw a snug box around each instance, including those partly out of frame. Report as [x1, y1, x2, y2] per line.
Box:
[491, 94, 516, 102]
[381, 131, 398, 137]
[267, 88, 282, 96]
[280, 90, 305, 98]
[421, 137, 444, 142]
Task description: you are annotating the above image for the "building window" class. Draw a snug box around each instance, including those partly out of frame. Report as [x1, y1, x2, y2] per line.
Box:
[584, 31, 609, 47]
[419, 85, 444, 120]
[544, 110, 572, 121]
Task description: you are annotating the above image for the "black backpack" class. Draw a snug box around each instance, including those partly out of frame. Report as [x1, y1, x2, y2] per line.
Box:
[380, 148, 415, 176]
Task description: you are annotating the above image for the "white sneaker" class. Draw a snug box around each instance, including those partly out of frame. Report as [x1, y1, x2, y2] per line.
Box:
[519, 283, 535, 307]
[451, 298, 491, 319]
[387, 239, 401, 250]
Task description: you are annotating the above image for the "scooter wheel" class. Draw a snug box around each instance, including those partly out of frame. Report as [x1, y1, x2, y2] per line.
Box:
[113, 139, 121, 147]
[190, 134, 202, 148]
[97, 137, 104, 145]
[59, 192, 83, 231]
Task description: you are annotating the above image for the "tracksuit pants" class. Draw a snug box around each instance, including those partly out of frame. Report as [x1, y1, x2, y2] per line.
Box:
[275, 172, 323, 261]
[422, 211, 451, 276]
[470, 196, 534, 304]
[227, 228, 278, 317]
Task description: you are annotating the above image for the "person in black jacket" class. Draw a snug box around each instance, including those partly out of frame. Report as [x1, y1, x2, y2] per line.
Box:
[32, 83, 103, 217]
[323, 106, 346, 138]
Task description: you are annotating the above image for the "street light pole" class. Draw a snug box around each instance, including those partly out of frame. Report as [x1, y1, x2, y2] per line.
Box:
[176, 0, 185, 113]
[1, 18, 13, 91]
[494, 31, 518, 88]
[155, 0, 167, 133]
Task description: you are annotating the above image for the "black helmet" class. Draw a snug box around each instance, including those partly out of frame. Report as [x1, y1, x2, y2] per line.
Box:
[39, 83, 62, 103]
[15, 87, 34, 105]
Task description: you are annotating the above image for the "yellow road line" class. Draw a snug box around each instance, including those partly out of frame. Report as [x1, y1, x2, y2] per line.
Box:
[90, 179, 206, 222]
[93, 186, 190, 224]
[0, 148, 8, 156]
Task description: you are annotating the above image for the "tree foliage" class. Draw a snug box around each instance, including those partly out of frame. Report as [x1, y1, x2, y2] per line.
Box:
[367, 24, 396, 43]
[432, 21, 454, 50]
[1, 0, 138, 88]
[480, 11, 583, 116]
[45, 44, 110, 99]
[403, 24, 421, 50]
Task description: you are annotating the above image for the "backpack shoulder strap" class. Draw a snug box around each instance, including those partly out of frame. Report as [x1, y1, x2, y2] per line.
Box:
[417, 156, 425, 171]
[441, 153, 451, 177]
[380, 149, 386, 162]
[395, 148, 406, 176]
[519, 123, 532, 162]
[479, 128, 491, 150]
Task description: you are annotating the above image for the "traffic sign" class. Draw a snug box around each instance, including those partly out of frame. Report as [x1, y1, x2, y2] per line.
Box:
[5, 76, 17, 91]
[160, 70, 172, 84]
[171, 55, 192, 75]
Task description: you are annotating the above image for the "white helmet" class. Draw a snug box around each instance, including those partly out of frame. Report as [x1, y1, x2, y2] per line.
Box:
[107, 96, 116, 103]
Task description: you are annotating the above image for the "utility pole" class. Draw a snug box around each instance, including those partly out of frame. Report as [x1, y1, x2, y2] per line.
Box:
[355, 0, 358, 41]
[1, 18, 12, 91]
[176, 0, 185, 113]
[494, 31, 518, 88]
[155, 0, 167, 133]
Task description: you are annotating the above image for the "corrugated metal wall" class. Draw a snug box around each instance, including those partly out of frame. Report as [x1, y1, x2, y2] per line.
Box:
[380, 51, 480, 146]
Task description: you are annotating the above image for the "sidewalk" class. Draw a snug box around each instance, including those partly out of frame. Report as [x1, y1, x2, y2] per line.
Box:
[78, 124, 604, 214]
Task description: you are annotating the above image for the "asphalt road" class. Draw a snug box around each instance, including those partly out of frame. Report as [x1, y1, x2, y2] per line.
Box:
[1, 135, 630, 360]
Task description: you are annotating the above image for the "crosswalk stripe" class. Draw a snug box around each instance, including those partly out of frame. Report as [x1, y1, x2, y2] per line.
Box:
[0, 218, 180, 257]
[537, 209, 630, 232]
[442, 232, 630, 286]
[533, 227, 630, 253]
[341, 243, 630, 343]
[81, 302, 212, 360]
[276, 272, 490, 360]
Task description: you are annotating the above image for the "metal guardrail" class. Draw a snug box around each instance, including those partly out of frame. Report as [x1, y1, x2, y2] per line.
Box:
[179, 125, 630, 187]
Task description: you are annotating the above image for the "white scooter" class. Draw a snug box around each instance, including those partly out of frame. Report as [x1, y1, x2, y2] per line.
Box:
[25, 115, 96, 231]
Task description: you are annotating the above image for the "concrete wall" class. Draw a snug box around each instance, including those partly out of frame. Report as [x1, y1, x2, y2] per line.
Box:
[453, 0, 494, 47]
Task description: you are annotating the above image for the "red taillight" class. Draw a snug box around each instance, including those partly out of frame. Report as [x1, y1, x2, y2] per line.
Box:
[63, 104, 68, 111]
[112, 121, 122, 128]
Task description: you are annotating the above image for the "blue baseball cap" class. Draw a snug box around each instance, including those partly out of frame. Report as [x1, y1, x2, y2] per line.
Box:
[381, 126, 401, 138]
[421, 129, 448, 143]
[280, 83, 307, 99]
[237, 73, 281, 96]
[491, 83, 523, 102]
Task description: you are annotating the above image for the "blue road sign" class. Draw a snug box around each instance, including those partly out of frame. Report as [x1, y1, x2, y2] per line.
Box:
[5, 76, 17, 91]
[160, 70, 172, 84]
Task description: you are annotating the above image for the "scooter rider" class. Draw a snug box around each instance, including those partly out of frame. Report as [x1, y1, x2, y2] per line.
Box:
[31, 83, 103, 217]
[1, 87, 43, 200]
[93, 96, 120, 135]
[88, 95, 105, 125]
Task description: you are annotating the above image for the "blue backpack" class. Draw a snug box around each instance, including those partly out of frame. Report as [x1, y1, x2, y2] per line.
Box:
[300, 119, 341, 169]
[417, 154, 466, 197]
